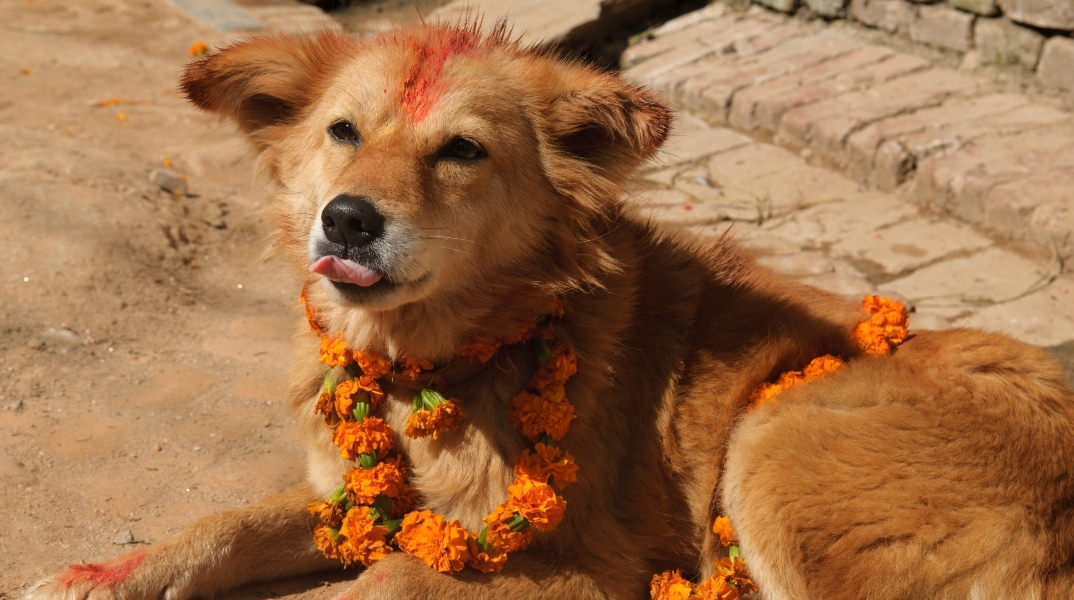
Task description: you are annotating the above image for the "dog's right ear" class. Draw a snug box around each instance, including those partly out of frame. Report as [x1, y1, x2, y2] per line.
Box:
[180, 33, 353, 141]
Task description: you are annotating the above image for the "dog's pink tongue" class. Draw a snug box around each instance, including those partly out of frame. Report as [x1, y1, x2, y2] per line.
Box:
[309, 256, 383, 287]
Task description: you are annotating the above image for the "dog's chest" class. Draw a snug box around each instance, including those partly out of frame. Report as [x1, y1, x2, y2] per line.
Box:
[381, 381, 526, 531]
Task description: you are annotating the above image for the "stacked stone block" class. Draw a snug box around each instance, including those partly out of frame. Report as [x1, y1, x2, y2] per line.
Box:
[725, 0, 1074, 94]
[623, 8, 1074, 254]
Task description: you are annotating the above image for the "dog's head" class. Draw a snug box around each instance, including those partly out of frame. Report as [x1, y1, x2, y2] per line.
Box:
[182, 23, 670, 334]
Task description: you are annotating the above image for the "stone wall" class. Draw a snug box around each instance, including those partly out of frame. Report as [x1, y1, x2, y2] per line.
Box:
[750, 0, 1074, 94]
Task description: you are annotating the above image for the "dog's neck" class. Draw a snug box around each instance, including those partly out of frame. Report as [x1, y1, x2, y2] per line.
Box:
[308, 279, 558, 362]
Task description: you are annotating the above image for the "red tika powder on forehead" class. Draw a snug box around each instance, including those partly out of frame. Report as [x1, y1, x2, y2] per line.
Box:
[400, 28, 478, 123]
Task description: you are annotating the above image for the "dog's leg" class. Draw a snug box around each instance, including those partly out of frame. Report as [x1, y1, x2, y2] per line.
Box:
[338, 547, 647, 600]
[25, 484, 337, 600]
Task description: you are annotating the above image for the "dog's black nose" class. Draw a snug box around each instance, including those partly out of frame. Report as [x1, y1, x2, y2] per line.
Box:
[321, 195, 384, 247]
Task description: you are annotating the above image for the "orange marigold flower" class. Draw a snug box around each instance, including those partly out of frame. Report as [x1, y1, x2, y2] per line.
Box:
[391, 482, 420, 518]
[712, 516, 737, 547]
[515, 443, 578, 490]
[483, 503, 531, 553]
[507, 387, 575, 442]
[315, 390, 337, 427]
[313, 523, 342, 561]
[338, 505, 391, 567]
[353, 349, 393, 378]
[308, 500, 344, 528]
[748, 354, 846, 408]
[188, 41, 209, 56]
[467, 536, 508, 573]
[714, 558, 758, 595]
[394, 510, 472, 574]
[501, 320, 537, 346]
[802, 354, 845, 380]
[854, 295, 909, 356]
[650, 570, 695, 600]
[333, 417, 393, 461]
[549, 296, 565, 320]
[458, 338, 501, 364]
[398, 356, 434, 379]
[343, 457, 407, 504]
[405, 399, 464, 440]
[300, 286, 326, 335]
[533, 344, 577, 394]
[506, 474, 566, 532]
[695, 575, 738, 600]
[319, 335, 352, 368]
[335, 375, 385, 417]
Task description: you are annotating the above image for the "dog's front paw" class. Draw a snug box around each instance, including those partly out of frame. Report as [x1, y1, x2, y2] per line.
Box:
[339, 554, 462, 600]
[24, 550, 193, 600]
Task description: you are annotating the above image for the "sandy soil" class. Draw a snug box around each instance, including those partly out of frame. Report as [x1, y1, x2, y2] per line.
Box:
[3, 0, 1073, 597]
[0, 0, 353, 595]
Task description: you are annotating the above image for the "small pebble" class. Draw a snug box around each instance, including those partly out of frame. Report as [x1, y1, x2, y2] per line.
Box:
[113, 529, 135, 545]
[149, 168, 188, 196]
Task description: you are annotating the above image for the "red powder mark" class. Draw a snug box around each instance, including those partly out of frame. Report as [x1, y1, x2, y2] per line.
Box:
[59, 550, 148, 588]
[400, 30, 477, 123]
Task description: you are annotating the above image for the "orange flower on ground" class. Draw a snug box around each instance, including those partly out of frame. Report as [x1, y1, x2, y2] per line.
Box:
[343, 457, 408, 504]
[394, 510, 472, 574]
[398, 356, 434, 379]
[313, 524, 342, 561]
[333, 417, 393, 461]
[458, 338, 501, 364]
[353, 349, 393, 378]
[854, 295, 909, 356]
[506, 474, 566, 531]
[335, 375, 385, 416]
[337, 506, 391, 567]
[466, 536, 508, 573]
[319, 335, 352, 368]
[507, 387, 575, 441]
[650, 570, 695, 600]
[188, 41, 209, 56]
[483, 503, 531, 553]
[308, 500, 344, 528]
[533, 345, 577, 394]
[515, 443, 578, 490]
[712, 516, 737, 547]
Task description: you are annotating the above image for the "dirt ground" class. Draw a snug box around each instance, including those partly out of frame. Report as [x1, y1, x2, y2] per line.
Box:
[3, 0, 1073, 597]
[0, 0, 359, 595]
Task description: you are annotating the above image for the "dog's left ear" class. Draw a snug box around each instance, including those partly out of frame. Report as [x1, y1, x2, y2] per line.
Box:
[539, 65, 673, 184]
[180, 32, 353, 144]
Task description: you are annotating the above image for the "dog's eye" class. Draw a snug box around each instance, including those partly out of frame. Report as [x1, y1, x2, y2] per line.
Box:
[329, 121, 360, 144]
[444, 138, 485, 160]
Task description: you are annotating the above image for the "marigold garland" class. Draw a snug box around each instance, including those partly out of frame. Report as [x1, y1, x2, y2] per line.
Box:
[653, 295, 909, 599]
[303, 288, 577, 573]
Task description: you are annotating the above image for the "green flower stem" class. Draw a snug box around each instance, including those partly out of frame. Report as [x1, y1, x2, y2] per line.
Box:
[329, 483, 346, 504]
[344, 364, 362, 379]
[476, 525, 491, 551]
[322, 370, 336, 394]
[353, 400, 370, 422]
[358, 453, 377, 469]
[417, 387, 445, 412]
[533, 339, 552, 366]
[728, 545, 741, 560]
[538, 434, 556, 447]
[507, 513, 530, 532]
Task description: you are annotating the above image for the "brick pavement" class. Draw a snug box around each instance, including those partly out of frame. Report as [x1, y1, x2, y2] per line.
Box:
[624, 5, 1074, 256]
[621, 5, 1074, 351]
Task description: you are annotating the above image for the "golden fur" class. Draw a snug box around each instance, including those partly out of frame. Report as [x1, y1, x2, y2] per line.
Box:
[27, 22, 1074, 600]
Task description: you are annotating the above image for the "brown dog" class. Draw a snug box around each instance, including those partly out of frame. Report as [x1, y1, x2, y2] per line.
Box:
[26, 22, 1074, 600]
